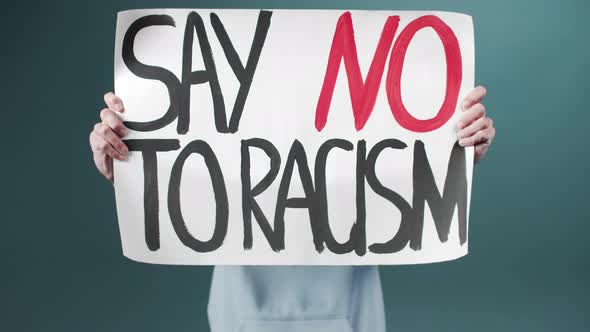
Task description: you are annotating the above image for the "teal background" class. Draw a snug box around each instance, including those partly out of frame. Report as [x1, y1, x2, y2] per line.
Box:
[2, 0, 588, 331]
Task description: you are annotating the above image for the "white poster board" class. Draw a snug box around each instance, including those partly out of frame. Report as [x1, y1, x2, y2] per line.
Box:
[113, 9, 475, 265]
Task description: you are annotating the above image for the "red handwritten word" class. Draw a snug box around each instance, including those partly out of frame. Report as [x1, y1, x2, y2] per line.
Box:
[315, 12, 462, 133]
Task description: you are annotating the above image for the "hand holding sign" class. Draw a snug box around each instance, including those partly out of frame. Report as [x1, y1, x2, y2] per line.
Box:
[89, 93, 129, 182]
[109, 9, 482, 265]
[457, 86, 496, 161]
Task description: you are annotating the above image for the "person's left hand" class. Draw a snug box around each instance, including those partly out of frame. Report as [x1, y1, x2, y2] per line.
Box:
[457, 86, 496, 163]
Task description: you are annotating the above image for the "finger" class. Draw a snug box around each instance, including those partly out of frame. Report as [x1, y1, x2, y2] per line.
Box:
[459, 126, 494, 147]
[457, 117, 492, 140]
[474, 143, 490, 163]
[93, 123, 128, 156]
[90, 130, 127, 160]
[461, 85, 487, 111]
[100, 108, 128, 137]
[104, 92, 124, 113]
[457, 103, 485, 129]
[93, 152, 113, 182]
[487, 124, 496, 142]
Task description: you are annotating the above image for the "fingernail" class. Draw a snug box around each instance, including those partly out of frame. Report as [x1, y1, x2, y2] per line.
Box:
[458, 139, 465, 146]
[114, 103, 123, 112]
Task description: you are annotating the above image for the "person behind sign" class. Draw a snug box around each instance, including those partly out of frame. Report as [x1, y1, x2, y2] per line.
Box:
[90, 86, 495, 332]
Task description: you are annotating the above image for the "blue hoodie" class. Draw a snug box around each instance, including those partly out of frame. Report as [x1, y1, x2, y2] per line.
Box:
[207, 266, 385, 332]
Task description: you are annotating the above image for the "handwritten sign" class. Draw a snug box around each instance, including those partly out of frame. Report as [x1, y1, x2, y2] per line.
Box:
[113, 9, 475, 265]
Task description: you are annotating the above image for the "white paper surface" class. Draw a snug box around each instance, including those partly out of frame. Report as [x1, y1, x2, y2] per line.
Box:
[113, 9, 475, 265]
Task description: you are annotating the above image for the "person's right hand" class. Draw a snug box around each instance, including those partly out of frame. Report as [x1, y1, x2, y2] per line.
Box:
[89, 92, 129, 182]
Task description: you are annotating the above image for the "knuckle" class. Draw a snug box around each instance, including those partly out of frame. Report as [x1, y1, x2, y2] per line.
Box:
[478, 103, 486, 115]
[471, 104, 485, 118]
[113, 122, 125, 133]
[97, 141, 108, 152]
[111, 94, 121, 104]
[98, 123, 109, 136]
[478, 117, 488, 129]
